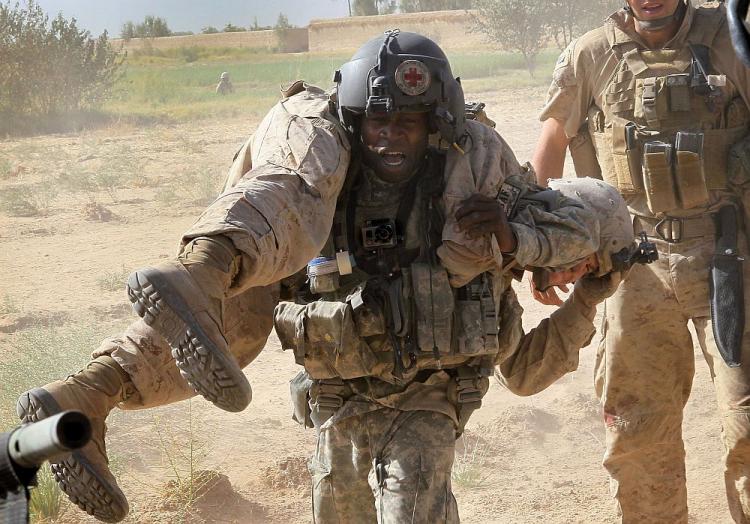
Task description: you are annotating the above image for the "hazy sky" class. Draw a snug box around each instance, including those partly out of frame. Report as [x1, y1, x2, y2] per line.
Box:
[34, 0, 352, 36]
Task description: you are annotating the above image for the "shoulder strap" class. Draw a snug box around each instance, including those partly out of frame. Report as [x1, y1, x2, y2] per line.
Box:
[688, 2, 726, 48]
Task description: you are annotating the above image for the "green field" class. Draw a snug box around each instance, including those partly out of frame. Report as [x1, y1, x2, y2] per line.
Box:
[104, 47, 559, 123]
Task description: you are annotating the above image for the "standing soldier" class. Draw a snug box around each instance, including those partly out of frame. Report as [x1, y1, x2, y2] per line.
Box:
[532, 0, 750, 521]
[216, 71, 233, 95]
[16, 31, 636, 523]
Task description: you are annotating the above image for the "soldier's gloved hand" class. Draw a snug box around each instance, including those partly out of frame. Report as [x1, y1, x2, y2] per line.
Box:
[572, 270, 625, 309]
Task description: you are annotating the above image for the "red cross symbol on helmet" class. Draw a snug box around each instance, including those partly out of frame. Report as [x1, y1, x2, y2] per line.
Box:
[395, 60, 431, 96]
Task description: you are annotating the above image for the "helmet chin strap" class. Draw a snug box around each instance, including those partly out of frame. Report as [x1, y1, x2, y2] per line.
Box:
[625, 0, 687, 32]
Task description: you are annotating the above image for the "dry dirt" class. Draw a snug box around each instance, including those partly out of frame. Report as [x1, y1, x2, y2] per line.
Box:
[0, 86, 731, 523]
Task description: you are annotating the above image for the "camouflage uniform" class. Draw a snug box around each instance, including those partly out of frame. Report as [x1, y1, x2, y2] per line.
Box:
[216, 72, 233, 95]
[90, 81, 604, 522]
[541, 2, 750, 521]
[18, 32, 612, 522]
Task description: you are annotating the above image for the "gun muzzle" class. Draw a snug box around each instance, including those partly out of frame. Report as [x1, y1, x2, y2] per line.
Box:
[8, 411, 91, 469]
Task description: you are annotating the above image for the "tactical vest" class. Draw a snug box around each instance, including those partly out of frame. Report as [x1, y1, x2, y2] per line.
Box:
[273, 150, 500, 383]
[590, 6, 750, 214]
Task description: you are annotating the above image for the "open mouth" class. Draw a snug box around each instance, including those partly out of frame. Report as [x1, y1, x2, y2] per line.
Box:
[372, 146, 406, 167]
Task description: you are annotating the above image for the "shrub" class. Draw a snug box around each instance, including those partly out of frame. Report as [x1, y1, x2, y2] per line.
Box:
[0, 0, 124, 132]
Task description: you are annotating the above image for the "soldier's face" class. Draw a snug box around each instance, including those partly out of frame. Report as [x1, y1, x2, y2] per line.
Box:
[545, 254, 599, 287]
[626, 0, 681, 20]
[360, 111, 429, 183]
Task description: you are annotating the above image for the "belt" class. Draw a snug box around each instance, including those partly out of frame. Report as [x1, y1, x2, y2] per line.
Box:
[637, 214, 715, 243]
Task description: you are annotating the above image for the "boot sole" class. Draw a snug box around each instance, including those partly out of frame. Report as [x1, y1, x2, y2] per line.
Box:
[16, 388, 129, 523]
[126, 267, 251, 412]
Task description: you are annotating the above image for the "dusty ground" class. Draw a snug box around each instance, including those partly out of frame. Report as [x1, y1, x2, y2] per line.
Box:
[0, 86, 731, 523]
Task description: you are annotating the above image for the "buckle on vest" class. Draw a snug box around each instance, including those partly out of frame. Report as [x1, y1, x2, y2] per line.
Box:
[642, 78, 657, 107]
[654, 217, 683, 243]
[455, 377, 483, 405]
[315, 393, 344, 411]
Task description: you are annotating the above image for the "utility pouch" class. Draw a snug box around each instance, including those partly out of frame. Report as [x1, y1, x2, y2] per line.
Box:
[273, 300, 383, 380]
[642, 141, 678, 213]
[348, 283, 387, 338]
[289, 370, 314, 428]
[635, 77, 668, 126]
[610, 123, 644, 194]
[666, 73, 691, 112]
[710, 206, 744, 368]
[674, 131, 709, 209]
[411, 262, 454, 354]
[456, 275, 499, 355]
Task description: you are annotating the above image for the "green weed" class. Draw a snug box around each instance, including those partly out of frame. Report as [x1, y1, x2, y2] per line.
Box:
[452, 427, 491, 489]
[0, 184, 57, 216]
[0, 293, 20, 314]
[29, 464, 68, 523]
[0, 157, 12, 179]
[181, 168, 222, 206]
[0, 323, 106, 430]
[97, 265, 130, 292]
[153, 401, 217, 517]
[57, 165, 98, 195]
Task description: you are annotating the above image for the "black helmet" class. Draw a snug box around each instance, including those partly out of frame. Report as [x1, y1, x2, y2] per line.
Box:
[333, 29, 465, 145]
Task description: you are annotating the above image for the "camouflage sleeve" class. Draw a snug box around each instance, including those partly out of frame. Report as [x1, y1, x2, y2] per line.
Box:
[439, 121, 522, 286]
[439, 121, 600, 285]
[539, 38, 592, 138]
[713, 17, 750, 112]
[494, 293, 597, 396]
[509, 193, 600, 269]
[181, 92, 351, 289]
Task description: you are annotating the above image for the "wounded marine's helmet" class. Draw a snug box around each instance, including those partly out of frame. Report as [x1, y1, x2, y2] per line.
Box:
[334, 29, 465, 145]
[549, 177, 635, 276]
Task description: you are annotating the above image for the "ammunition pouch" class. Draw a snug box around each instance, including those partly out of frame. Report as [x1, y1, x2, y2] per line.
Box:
[411, 262, 454, 354]
[274, 299, 391, 380]
[289, 370, 314, 428]
[455, 275, 500, 355]
[642, 140, 679, 213]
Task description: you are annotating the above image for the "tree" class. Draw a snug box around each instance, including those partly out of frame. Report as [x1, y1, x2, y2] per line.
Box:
[120, 21, 135, 40]
[120, 15, 172, 39]
[0, 0, 123, 129]
[223, 23, 245, 32]
[136, 15, 172, 38]
[274, 13, 294, 52]
[352, 0, 396, 15]
[201, 26, 219, 34]
[399, 0, 471, 12]
[546, 0, 621, 49]
[472, 0, 545, 76]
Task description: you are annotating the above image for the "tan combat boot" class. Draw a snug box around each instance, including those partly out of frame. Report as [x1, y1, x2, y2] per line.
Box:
[16, 356, 131, 523]
[126, 236, 251, 412]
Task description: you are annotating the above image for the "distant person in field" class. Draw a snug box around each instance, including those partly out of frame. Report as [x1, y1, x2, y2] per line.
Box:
[216, 71, 233, 95]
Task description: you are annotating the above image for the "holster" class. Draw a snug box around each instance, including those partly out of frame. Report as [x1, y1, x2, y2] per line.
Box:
[710, 205, 745, 367]
[447, 366, 490, 435]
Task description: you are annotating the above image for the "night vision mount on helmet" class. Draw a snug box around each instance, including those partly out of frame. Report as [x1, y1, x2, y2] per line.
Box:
[333, 29, 466, 146]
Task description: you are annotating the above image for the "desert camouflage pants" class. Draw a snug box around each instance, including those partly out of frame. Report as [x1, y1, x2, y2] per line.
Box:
[311, 407, 459, 524]
[595, 233, 750, 524]
[93, 283, 278, 409]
